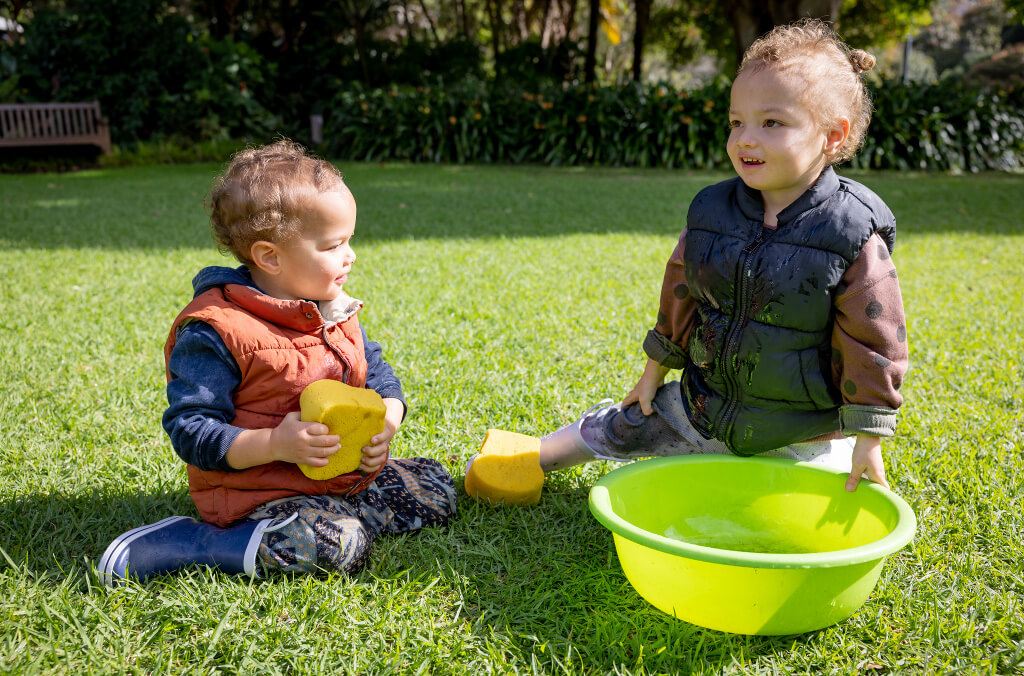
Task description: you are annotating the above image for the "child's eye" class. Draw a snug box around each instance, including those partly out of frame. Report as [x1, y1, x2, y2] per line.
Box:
[764, 119, 783, 128]
[728, 119, 742, 129]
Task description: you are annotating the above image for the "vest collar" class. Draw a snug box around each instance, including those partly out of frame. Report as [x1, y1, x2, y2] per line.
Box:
[222, 284, 327, 333]
[735, 166, 841, 226]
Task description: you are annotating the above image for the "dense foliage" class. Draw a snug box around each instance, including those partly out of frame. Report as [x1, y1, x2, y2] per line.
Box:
[1, 0, 1022, 171]
[320, 79, 1024, 172]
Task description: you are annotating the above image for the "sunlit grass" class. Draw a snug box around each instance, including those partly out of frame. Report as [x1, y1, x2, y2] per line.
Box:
[1, 163, 1022, 674]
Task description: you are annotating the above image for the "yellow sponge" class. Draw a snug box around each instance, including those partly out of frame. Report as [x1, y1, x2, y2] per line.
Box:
[297, 380, 386, 480]
[464, 429, 544, 506]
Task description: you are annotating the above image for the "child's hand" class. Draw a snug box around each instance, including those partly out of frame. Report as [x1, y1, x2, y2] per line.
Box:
[622, 359, 671, 415]
[269, 411, 341, 467]
[359, 397, 404, 473]
[846, 434, 888, 492]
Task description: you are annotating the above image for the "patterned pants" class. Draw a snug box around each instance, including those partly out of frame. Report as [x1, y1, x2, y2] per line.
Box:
[246, 457, 456, 576]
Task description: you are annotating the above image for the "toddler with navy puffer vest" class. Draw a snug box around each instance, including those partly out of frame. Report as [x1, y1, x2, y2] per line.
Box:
[467, 19, 908, 499]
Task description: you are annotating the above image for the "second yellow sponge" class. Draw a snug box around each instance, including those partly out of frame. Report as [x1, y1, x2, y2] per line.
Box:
[464, 429, 544, 506]
[298, 379, 386, 480]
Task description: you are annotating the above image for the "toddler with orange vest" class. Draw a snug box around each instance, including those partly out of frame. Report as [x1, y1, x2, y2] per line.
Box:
[99, 141, 456, 584]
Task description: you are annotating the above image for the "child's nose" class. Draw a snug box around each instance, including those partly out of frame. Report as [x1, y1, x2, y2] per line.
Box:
[736, 129, 756, 147]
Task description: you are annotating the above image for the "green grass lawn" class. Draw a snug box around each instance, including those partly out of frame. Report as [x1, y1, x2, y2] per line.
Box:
[1, 162, 1022, 674]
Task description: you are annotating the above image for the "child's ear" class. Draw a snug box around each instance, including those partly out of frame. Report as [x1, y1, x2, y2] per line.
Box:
[824, 118, 851, 157]
[249, 240, 281, 275]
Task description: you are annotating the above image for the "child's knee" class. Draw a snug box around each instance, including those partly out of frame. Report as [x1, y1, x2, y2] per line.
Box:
[384, 457, 458, 526]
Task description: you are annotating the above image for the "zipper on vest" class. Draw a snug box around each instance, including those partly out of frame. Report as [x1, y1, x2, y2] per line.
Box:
[714, 226, 771, 442]
[321, 326, 352, 384]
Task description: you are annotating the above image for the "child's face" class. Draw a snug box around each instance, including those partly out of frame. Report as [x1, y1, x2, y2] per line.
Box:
[727, 67, 833, 212]
[262, 188, 358, 303]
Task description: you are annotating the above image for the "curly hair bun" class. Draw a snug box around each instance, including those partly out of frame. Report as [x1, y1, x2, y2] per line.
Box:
[849, 49, 876, 74]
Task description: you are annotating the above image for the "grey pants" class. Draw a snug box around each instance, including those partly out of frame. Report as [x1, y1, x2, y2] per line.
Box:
[578, 382, 854, 472]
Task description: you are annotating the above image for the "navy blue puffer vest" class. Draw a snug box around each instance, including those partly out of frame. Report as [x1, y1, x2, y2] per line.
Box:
[682, 167, 895, 454]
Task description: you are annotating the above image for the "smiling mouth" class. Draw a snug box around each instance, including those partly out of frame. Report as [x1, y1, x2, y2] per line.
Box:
[741, 158, 764, 166]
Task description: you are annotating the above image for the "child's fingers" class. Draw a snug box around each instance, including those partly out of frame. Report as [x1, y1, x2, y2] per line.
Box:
[867, 465, 889, 489]
[305, 422, 333, 437]
[846, 464, 888, 492]
[362, 450, 389, 473]
[361, 441, 388, 458]
[359, 445, 389, 473]
[845, 470, 862, 492]
[310, 433, 340, 446]
[639, 397, 655, 416]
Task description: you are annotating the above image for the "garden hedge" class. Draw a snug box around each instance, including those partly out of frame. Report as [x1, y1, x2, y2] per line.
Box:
[321, 79, 1024, 172]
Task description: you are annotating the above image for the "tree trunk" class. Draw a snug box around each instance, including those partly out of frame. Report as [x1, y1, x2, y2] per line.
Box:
[584, 0, 600, 83]
[399, 0, 412, 44]
[721, 0, 843, 63]
[487, 0, 504, 74]
[513, 0, 529, 43]
[457, 0, 470, 40]
[539, 0, 555, 48]
[632, 0, 651, 81]
[417, 0, 440, 43]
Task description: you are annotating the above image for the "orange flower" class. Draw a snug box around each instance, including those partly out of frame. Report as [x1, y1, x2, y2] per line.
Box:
[682, 116, 693, 125]
[473, 112, 482, 120]
[541, 101, 554, 110]
[704, 100, 714, 112]
[421, 106, 431, 114]
[577, 115, 587, 123]
[534, 122, 546, 130]
[448, 116, 457, 125]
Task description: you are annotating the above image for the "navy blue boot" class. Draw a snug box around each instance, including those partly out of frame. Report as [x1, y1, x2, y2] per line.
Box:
[98, 514, 295, 586]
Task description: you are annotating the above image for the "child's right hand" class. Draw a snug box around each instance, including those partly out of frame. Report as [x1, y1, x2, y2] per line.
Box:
[269, 411, 341, 467]
[622, 359, 671, 415]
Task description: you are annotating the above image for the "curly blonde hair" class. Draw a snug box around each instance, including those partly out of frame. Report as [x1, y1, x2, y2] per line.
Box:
[738, 19, 876, 164]
[207, 139, 345, 266]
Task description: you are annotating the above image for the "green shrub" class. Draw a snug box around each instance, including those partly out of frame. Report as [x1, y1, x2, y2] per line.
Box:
[855, 79, 1024, 172]
[96, 137, 249, 168]
[320, 78, 1024, 172]
[321, 79, 733, 169]
[2, 0, 280, 146]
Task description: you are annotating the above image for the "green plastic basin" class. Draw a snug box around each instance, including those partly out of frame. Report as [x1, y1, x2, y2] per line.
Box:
[588, 455, 916, 635]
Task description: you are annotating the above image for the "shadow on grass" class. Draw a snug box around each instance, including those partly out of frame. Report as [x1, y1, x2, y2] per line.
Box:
[0, 488, 197, 574]
[362, 478, 821, 670]
[0, 478, 820, 669]
[3, 163, 1021, 252]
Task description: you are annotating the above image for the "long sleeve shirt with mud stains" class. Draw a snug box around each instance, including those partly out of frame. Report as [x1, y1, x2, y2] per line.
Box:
[643, 229, 908, 440]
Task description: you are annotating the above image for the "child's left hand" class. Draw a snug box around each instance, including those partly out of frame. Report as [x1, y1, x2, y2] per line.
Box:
[846, 434, 888, 492]
[359, 397, 404, 473]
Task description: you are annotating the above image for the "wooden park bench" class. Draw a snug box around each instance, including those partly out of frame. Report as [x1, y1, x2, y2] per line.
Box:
[0, 101, 111, 154]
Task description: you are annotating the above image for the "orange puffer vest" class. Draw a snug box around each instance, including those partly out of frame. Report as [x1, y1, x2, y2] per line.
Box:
[164, 283, 384, 526]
